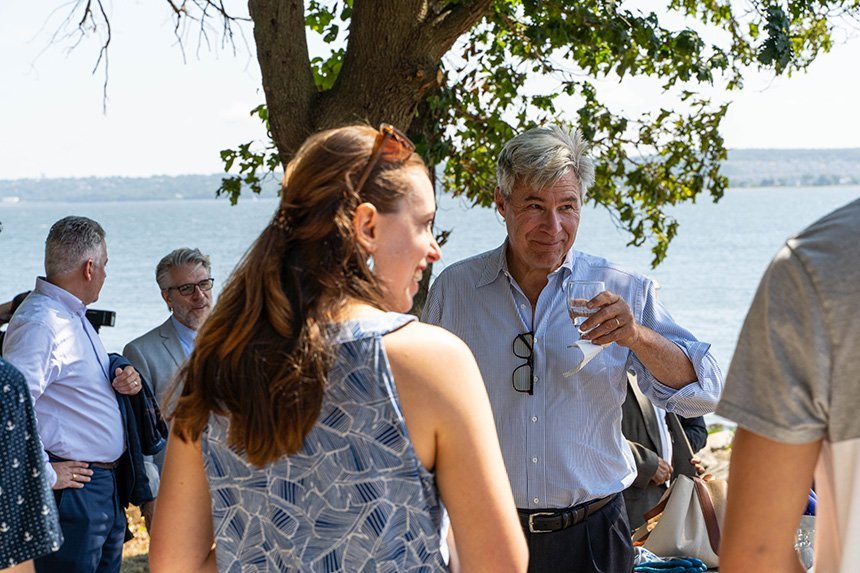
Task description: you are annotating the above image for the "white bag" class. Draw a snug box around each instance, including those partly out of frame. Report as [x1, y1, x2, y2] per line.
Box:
[631, 474, 727, 568]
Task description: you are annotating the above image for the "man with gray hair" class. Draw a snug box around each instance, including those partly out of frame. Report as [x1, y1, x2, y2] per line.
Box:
[123, 248, 213, 481]
[3, 216, 147, 573]
[423, 125, 723, 571]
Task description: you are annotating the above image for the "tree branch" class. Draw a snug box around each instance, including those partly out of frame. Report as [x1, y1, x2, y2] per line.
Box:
[93, 0, 111, 113]
[248, 0, 317, 162]
[314, 0, 494, 133]
[60, 0, 112, 112]
[424, 0, 494, 58]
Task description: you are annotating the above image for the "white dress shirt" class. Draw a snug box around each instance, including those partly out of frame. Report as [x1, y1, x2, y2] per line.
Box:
[653, 404, 673, 485]
[423, 242, 722, 509]
[3, 278, 125, 486]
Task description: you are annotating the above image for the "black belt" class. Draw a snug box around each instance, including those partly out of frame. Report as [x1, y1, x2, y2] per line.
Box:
[89, 459, 121, 470]
[518, 494, 615, 533]
[48, 453, 122, 471]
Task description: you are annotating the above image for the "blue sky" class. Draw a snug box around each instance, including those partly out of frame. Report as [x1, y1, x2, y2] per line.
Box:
[1, 2, 858, 179]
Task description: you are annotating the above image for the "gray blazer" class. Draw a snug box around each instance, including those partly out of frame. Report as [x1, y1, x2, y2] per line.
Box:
[621, 374, 705, 529]
[123, 316, 187, 475]
[123, 317, 186, 405]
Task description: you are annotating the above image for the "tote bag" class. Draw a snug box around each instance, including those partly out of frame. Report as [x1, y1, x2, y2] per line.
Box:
[631, 474, 727, 568]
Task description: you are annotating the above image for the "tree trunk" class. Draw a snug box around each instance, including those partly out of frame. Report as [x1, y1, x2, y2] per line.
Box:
[250, 0, 493, 167]
[248, 0, 493, 317]
[248, 0, 317, 161]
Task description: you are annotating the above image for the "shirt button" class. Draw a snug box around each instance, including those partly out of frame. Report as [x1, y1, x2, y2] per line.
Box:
[533, 498, 540, 504]
[532, 457, 538, 463]
[520, 303, 527, 309]
[531, 416, 538, 423]
[533, 376, 539, 382]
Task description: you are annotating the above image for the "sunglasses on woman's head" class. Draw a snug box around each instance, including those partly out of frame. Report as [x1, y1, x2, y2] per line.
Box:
[353, 124, 416, 196]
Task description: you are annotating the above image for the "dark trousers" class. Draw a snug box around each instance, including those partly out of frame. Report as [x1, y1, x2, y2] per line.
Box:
[35, 467, 126, 573]
[524, 493, 634, 573]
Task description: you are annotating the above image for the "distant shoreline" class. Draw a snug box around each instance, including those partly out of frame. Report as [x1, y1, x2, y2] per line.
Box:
[2, 182, 859, 205]
[3, 147, 860, 203]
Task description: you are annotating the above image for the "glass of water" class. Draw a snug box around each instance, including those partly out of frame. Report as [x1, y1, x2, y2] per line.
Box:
[566, 280, 605, 333]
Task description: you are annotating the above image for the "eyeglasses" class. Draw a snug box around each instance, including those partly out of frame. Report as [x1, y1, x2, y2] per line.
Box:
[165, 278, 215, 297]
[353, 123, 416, 196]
[512, 332, 535, 395]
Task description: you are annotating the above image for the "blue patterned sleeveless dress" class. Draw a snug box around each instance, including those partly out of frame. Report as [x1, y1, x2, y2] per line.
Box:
[201, 313, 448, 572]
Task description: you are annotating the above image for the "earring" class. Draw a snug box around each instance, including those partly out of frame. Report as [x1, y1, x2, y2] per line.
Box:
[367, 255, 375, 273]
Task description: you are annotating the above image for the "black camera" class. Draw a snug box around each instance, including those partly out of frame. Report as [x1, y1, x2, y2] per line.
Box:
[86, 309, 116, 332]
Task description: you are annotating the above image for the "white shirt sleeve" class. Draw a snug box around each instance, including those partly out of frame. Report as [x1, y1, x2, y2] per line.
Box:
[4, 320, 60, 486]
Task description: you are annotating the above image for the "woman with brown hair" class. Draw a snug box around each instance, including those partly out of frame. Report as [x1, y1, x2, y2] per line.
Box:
[149, 124, 527, 572]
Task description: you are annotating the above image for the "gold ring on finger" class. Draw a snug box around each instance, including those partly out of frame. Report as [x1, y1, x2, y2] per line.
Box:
[72, 473, 77, 480]
[615, 318, 621, 329]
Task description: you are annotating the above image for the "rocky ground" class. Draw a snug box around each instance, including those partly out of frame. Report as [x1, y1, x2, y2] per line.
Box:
[121, 506, 150, 573]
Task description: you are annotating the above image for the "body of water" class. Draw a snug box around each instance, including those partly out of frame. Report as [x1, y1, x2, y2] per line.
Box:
[2, 186, 858, 382]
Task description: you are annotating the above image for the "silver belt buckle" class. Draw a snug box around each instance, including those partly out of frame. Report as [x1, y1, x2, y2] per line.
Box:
[528, 511, 557, 533]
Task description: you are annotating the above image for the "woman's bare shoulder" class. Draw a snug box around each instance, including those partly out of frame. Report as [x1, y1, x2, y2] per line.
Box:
[384, 320, 486, 435]
[383, 321, 481, 395]
[383, 320, 473, 360]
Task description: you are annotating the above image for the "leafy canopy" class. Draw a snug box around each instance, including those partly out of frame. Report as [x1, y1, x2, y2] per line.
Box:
[218, 0, 855, 265]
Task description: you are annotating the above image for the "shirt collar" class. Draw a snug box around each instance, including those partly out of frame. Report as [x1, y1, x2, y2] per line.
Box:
[475, 240, 577, 288]
[34, 277, 87, 316]
[475, 241, 509, 288]
[557, 248, 576, 280]
[170, 315, 197, 348]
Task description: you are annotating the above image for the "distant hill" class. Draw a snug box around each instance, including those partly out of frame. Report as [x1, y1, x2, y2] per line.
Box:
[1, 149, 859, 202]
[0, 174, 282, 203]
[724, 148, 860, 187]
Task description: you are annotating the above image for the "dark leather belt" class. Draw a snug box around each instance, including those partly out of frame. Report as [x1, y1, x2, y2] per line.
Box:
[48, 452, 121, 471]
[518, 494, 615, 533]
[89, 459, 121, 470]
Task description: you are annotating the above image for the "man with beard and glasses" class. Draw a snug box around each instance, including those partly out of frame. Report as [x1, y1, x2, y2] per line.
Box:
[123, 248, 213, 490]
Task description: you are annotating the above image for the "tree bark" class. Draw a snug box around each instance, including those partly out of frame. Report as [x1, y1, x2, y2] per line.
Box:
[248, 0, 317, 162]
[250, 0, 493, 167]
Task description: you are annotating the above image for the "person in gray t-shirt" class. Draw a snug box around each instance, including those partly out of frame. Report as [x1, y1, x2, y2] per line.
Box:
[717, 197, 860, 573]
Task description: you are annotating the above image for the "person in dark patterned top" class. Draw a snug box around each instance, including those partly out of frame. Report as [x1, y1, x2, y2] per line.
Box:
[0, 357, 63, 569]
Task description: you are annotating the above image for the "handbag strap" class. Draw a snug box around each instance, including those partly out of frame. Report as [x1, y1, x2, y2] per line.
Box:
[642, 475, 679, 522]
[643, 494, 669, 522]
[635, 477, 721, 551]
[692, 477, 721, 554]
[634, 483, 674, 545]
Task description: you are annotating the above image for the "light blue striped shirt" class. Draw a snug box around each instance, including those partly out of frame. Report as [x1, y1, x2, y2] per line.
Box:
[170, 314, 196, 357]
[422, 242, 722, 509]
